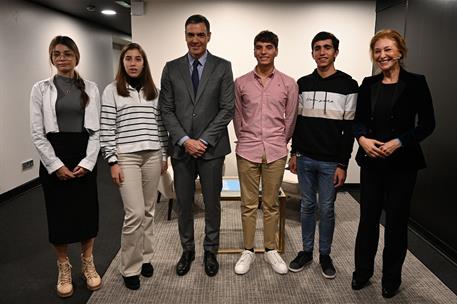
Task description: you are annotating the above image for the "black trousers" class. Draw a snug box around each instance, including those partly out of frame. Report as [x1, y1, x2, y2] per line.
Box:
[171, 155, 225, 253]
[353, 166, 417, 289]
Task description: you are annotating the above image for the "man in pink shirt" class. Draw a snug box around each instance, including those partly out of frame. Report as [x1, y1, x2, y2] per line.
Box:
[233, 31, 298, 275]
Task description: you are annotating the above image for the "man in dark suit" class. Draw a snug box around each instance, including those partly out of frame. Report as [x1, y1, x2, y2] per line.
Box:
[159, 14, 234, 277]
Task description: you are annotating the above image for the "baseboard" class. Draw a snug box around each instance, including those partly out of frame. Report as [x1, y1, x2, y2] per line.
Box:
[407, 223, 457, 294]
[409, 219, 457, 264]
[0, 178, 40, 203]
[340, 183, 360, 192]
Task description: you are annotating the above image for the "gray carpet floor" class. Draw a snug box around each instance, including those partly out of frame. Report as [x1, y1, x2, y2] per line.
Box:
[88, 192, 456, 304]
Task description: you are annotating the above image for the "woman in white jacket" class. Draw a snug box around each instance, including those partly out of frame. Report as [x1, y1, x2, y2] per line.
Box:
[100, 43, 168, 290]
[30, 36, 102, 298]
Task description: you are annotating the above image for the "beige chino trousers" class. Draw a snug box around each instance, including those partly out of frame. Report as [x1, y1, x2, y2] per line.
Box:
[118, 150, 162, 276]
[237, 155, 287, 250]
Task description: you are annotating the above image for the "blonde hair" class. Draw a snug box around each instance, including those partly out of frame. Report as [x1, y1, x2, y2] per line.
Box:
[370, 29, 408, 64]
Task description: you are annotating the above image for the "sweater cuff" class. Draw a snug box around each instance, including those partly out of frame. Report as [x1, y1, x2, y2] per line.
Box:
[107, 155, 118, 164]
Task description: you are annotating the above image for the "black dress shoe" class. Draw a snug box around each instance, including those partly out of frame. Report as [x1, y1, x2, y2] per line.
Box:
[382, 287, 399, 298]
[141, 263, 154, 277]
[122, 275, 140, 290]
[351, 278, 369, 290]
[176, 251, 195, 276]
[204, 251, 219, 277]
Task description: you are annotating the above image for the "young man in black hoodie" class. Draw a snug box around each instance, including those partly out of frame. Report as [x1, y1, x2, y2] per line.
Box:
[288, 32, 358, 279]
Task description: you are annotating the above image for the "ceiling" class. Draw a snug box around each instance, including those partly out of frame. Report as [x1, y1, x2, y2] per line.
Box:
[27, 0, 132, 35]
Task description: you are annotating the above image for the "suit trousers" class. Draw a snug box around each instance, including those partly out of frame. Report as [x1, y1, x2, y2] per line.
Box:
[118, 150, 162, 276]
[354, 166, 417, 289]
[237, 155, 287, 250]
[172, 155, 225, 253]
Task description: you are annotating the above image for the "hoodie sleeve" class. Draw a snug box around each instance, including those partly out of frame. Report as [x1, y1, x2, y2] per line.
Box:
[338, 79, 358, 166]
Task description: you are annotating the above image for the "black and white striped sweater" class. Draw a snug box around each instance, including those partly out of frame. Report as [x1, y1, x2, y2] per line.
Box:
[100, 82, 168, 163]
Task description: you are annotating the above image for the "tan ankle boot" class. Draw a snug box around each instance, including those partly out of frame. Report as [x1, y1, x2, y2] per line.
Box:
[57, 258, 73, 298]
[81, 254, 102, 290]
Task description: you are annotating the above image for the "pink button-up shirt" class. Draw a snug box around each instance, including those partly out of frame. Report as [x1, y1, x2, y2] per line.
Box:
[234, 69, 298, 163]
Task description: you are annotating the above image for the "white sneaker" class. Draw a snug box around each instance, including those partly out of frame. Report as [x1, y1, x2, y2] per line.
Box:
[234, 250, 255, 275]
[264, 250, 288, 274]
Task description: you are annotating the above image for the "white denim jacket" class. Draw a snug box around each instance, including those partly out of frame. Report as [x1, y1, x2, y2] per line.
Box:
[30, 77, 101, 174]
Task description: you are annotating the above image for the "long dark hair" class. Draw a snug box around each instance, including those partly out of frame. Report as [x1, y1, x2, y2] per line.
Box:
[115, 43, 158, 100]
[49, 36, 89, 108]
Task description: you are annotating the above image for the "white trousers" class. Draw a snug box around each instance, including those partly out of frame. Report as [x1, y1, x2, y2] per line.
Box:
[118, 150, 161, 276]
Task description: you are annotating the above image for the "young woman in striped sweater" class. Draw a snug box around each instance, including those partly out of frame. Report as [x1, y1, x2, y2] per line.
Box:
[100, 43, 168, 290]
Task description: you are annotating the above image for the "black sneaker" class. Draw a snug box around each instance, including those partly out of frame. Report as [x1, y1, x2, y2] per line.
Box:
[141, 263, 154, 277]
[122, 275, 140, 290]
[320, 254, 336, 279]
[288, 251, 313, 272]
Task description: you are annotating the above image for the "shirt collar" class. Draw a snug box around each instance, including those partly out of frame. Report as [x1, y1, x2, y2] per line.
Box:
[187, 51, 208, 67]
[253, 67, 276, 79]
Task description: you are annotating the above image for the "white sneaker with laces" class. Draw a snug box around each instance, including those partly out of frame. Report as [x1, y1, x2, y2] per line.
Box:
[264, 250, 288, 274]
[234, 250, 255, 275]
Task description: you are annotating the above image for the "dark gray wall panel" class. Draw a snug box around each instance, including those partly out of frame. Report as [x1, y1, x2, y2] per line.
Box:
[375, 0, 406, 34]
[405, 0, 457, 261]
[375, 0, 457, 261]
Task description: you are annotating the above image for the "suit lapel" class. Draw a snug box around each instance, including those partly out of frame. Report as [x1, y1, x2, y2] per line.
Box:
[177, 55, 196, 103]
[370, 72, 405, 114]
[390, 68, 408, 110]
[195, 53, 216, 103]
[370, 80, 381, 115]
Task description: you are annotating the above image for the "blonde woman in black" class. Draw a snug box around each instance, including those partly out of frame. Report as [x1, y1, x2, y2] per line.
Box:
[352, 29, 435, 298]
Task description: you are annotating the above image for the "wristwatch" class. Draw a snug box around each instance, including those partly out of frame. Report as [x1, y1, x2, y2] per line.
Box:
[108, 161, 118, 166]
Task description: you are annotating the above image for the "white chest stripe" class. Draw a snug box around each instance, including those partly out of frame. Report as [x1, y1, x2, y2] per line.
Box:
[298, 91, 357, 120]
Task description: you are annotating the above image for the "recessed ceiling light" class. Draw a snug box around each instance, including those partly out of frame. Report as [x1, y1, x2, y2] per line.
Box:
[115, 1, 131, 8]
[86, 5, 96, 12]
[101, 9, 117, 15]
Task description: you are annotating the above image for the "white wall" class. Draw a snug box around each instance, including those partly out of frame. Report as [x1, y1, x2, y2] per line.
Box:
[132, 0, 376, 182]
[0, 1, 125, 194]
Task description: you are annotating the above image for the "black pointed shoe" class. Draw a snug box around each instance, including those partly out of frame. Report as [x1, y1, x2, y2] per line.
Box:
[351, 278, 370, 290]
[204, 251, 219, 277]
[122, 275, 140, 290]
[141, 263, 154, 277]
[382, 286, 399, 298]
[176, 251, 195, 276]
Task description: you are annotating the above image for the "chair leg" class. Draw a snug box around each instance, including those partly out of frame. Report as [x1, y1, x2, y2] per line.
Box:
[157, 192, 162, 204]
[167, 199, 174, 221]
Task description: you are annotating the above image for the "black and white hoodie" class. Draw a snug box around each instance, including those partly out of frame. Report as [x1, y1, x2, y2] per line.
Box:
[291, 69, 358, 167]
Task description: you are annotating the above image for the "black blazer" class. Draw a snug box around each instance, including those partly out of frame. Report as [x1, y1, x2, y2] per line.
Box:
[353, 68, 435, 169]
